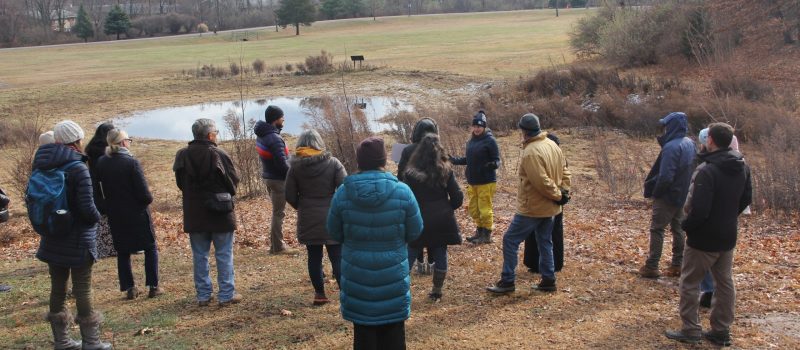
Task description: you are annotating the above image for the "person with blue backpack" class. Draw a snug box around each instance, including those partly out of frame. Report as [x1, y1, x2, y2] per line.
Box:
[326, 137, 423, 350]
[28, 120, 112, 350]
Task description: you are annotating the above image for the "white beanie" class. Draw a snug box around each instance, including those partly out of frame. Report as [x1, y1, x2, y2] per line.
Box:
[39, 131, 55, 145]
[54, 120, 85, 144]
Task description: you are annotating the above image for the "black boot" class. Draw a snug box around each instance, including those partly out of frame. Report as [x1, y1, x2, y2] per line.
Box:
[474, 228, 493, 244]
[699, 291, 713, 308]
[429, 269, 447, 301]
[466, 228, 481, 243]
[533, 277, 557, 292]
[486, 279, 515, 294]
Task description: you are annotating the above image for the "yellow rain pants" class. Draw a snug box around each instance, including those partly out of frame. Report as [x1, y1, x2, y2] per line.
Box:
[466, 183, 496, 231]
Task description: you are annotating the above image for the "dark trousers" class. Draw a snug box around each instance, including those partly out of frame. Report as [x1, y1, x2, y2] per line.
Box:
[307, 244, 341, 294]
[49, 261, 93, 317]
[353, 321, 406, 350]
[117, 246, 159, 291]
[524, 213, 564, 272]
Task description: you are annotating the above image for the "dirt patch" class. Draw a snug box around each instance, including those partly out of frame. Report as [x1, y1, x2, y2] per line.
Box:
[745, 313, 800, 346]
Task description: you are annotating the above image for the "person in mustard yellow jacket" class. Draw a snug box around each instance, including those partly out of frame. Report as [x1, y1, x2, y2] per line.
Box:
[487, 113, 571, 295]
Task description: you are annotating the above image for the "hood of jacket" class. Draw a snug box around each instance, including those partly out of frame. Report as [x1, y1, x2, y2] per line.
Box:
[254, 120, 280, 138]
[33, 143, 86, 171]
[289, 151, 332, 177]
[411, 118, 439, 143]
[178, 140, 221, 178]
[699, 148, 746, 175]
[658, 112, 688, 147]
[343, 171, 398, 208]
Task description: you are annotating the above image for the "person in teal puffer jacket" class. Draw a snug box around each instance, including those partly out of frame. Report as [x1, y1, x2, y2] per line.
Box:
[327, 137, 423, 350]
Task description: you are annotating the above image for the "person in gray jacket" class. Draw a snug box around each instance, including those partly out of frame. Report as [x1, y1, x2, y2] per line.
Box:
[285, 130, 347, 306]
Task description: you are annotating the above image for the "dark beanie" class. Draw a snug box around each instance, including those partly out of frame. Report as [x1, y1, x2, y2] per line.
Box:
[357, 137, 387, 171]
[265, 105, 284, 124]
[518, 113, 541, 137]
[472, 110, 487, 128]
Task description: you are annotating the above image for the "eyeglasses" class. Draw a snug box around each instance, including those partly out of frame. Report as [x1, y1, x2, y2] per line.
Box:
[123, 138, 133, 143]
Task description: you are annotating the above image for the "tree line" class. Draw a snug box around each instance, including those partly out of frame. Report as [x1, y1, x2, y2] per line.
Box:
[0, 0, 596, 47]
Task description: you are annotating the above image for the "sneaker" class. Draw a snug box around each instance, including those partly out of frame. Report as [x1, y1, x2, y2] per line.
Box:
[639, 265, 661, 279]
[699, 291, 713, 308]
[313, 293, 330, 306]
[533, 278, 557, 292]
[486, 280, 515, 294]
[126, 286, 141, 300]
[219, 293, 243, 307]
[664, 330, 701, 344]
[703, 330, 732, 347]
[665, 265, 682, 277]
[148, 287, 164, 298]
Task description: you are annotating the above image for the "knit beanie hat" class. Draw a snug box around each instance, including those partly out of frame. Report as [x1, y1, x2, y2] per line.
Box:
[472, 110, 487, 128]
[39, 131, 55, 145]
[54, 120, 85, 144]
[698, 128, 709, 147]
[265, 105, 284, 124]
[518, 113, 541, 137]
[357, 137, 387, 171]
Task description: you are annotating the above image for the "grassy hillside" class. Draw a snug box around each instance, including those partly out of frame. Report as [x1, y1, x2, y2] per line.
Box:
[0, 9, 587, 88]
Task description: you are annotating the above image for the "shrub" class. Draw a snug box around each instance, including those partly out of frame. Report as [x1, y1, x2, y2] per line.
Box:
[592, 131, 649, 199]
[711, 75, 773, 102]
[304, 96, 373, 173]
[252, 59, 265, 75]
[297, 50, 335, 75]
[229, 62, 241, 76]
[197, 23, 209, 33]
[569, 4, 615, 58]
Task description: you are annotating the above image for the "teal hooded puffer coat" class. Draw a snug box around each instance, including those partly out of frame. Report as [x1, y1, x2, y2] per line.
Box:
[326, 170, 423, 326]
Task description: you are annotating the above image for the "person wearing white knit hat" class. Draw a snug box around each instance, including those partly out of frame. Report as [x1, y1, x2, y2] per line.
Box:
[53, 120, 85, 145]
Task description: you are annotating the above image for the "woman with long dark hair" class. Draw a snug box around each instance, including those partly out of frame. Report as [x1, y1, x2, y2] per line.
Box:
[85, 122, 117, 259]
[403, 134, 464, 300]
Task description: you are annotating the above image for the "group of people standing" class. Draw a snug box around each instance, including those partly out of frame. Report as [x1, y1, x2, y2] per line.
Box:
[19, 103, 751, 349]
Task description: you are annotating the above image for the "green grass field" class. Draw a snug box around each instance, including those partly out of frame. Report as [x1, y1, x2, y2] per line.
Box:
[0, 9, 588, 87]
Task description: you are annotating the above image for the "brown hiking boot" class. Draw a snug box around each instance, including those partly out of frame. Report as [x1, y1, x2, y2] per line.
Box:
[148, 287, 164, 298]
[639, 265, 661, 279]
[126, 286, 141, 300]
[219, 293, 243, 307]
[665, 265, 681, 277]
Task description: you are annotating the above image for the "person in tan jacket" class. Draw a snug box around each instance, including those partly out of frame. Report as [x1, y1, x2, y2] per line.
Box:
[487, 113, 571, 294]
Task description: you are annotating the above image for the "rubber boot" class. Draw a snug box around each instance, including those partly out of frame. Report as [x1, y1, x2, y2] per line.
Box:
[466, 228, 481, 243]
[76, 312, 112, 350]
[46, 311, 81, 350]
[429, 269, 447, 300]
[474, 228, 493, 244]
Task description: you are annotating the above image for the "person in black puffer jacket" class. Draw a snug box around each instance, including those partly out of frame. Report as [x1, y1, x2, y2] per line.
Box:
[404, 134, 464, 300]
[254, 105, 297, 255]
[34, 120, 111, 350]
[450, 110, 501, 244]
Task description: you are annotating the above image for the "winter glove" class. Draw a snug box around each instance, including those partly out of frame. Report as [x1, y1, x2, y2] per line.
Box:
[554, 189, 570, 206]
[484, 161, 499, 170]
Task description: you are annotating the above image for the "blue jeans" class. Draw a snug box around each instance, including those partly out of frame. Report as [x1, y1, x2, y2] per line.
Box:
[408, 245, 448, 271]
[189, 232, 235, 302]
[501, 215, 555, 283]
[701, 271, 714, 293]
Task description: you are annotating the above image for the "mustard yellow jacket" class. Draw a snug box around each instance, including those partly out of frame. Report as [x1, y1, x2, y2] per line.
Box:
[516, 132, 571, 218]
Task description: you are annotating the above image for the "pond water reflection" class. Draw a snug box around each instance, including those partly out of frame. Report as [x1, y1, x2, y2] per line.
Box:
[113, 97, 411, 141]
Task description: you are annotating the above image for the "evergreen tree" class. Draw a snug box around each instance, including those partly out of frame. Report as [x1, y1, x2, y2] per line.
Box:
[104, 5, 131, 40]
[343, 0, 364, 18]
[276, 0, 316, 36]
[322, 0, 344, 19]
[73, 5, 94, 43]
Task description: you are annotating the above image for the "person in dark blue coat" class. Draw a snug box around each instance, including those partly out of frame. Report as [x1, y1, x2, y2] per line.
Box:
[95, 129, 162, 300]
[33, 120, 111, 350]
[327, 137, 423, 350]
[640, 112, 696, 278]
[450, 110, 501, 244]
[254, 105, 297, 255]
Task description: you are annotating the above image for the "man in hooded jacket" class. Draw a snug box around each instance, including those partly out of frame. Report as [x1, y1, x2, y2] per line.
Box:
[665, 122, 752, 347]
[640, 112, 696, 278]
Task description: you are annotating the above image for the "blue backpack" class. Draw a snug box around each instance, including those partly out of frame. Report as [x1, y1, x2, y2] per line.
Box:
[26, 161, 82, 237]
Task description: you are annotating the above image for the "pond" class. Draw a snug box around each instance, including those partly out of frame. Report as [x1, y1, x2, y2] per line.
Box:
[113, 97, 412, 141]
